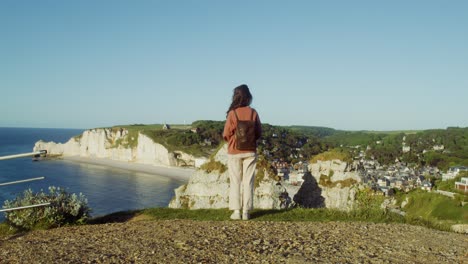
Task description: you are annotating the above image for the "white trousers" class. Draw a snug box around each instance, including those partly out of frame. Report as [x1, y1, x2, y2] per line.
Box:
[228, 152, 257, 211]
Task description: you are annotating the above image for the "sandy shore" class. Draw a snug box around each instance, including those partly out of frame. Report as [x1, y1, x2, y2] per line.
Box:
[63, 156, 194, 181]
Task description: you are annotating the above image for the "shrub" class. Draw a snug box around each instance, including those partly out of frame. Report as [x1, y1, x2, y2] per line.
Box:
[200, 159, 227, 174]
[3, 186, 91, 230]
[355, 187, 385, 213]
[318, 171, 358, 188]
[255, 156, 279, 188]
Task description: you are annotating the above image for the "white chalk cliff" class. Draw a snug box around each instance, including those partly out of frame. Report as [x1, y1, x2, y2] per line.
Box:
[33, 128, 196, 167]
[169, 144, 291, 210]
[169, 144, 361, 211]
[35, 128, 360, 211]
[306, 160, 361, 211]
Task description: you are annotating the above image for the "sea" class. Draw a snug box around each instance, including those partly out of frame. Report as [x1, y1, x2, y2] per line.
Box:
[0, 127, 185, 220]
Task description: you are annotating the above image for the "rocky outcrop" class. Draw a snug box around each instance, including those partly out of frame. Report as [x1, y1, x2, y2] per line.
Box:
[134, 133, 177, 166]
[169, 145, 290, 210]
[300, 159, 361, 211]
[451, 224, 468, 234]
[33, 128, 195, 167]
[169, 153, 360, 211]
[169, 170, 230, 209]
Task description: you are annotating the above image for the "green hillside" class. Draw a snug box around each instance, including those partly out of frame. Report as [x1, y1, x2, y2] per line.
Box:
[106, 122, 468, 170]
[399, 190, 467, 226]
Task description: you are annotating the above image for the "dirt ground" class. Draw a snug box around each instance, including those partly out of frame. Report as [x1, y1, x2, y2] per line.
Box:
[1, 219, 467, 263]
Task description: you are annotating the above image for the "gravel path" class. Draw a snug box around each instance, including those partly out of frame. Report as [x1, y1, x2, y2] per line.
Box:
[1, 220, 466, 263]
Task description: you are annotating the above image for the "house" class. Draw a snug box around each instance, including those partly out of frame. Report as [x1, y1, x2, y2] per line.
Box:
[277, 168, 290, 181]
[449, 166, 468, 174]
[389, 178, 397, 188]
[379, 186, 395, 196]
[394, 178, 409, 190]
[421, 180, 433, 191]
[190, 127, 200, 133]
[162, 124, 171, 130]
[288, 171, 305, 185]
[402, 146, 411, 153]
[442, 166, 468, 181]
[377, 178, 390, 187]
[203, 139, 212, 146]
[433, 145, 444, 151]
[455, 177, 468, 192]
[387, 166, 397, 174]
[416, 176, 425, 186]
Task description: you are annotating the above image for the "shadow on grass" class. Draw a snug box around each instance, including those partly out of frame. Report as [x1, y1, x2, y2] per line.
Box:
[88, 210, 143, 225]
[250, 209, 290, 220]
[87, 208, 292, 223]
[0, 223, 29, 240]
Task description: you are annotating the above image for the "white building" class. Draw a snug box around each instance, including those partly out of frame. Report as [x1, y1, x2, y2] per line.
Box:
[455, 177, 468, 192]
[442, 166, 468, 181]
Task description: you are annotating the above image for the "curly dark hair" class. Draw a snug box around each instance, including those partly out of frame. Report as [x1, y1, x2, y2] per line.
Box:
[226, 84, 253, 116]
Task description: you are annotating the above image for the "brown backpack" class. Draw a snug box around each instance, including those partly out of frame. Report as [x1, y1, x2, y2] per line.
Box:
[234, 109, 257, 151]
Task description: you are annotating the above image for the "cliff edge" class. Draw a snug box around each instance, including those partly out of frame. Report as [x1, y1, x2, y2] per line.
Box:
[33, 128, 201, 168]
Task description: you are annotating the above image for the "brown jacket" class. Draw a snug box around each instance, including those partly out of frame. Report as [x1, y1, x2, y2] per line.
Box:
[223, 106, 262, 154]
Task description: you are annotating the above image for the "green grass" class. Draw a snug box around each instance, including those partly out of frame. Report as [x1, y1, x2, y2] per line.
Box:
[362, 130, 421, 135]
[91, 207, 404, 224]
[140, 129, 213, 157]
[0, 222, 19, 236]
[2, 205, 461, 238]
[114, 124, 191, 131]
[2, 189, 465, 237]
[105, 124, 216, 157]
[200, 160, 227, 174]
[310, 149, 352, 164]
[113, 124, 164, 130]
[122, 207, 458, 231]
[435, 173, 468, 194]
[143, 208, 230, 221]
[403, 190, 468, 224]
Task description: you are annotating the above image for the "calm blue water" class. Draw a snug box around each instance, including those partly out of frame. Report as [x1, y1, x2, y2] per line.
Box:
[0, 127, 185, 220]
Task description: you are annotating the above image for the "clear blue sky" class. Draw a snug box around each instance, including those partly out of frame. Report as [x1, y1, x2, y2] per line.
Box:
[1, 1, 467, 131]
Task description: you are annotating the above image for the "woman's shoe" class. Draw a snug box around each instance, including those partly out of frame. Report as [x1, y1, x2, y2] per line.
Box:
[230, 210, 241, 220]
[242, 211, 250, 220]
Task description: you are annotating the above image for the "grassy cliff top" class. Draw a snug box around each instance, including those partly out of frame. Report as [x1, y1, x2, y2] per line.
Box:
[109, 123, 220, 157]
[310, 149, 352, 164]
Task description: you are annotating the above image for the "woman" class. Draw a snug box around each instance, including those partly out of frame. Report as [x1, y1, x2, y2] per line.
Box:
[223, 84, 262, 220]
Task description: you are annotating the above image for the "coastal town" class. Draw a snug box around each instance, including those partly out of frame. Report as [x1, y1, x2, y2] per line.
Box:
[270, 148, 468, 196]
[146, 123, 468, 198]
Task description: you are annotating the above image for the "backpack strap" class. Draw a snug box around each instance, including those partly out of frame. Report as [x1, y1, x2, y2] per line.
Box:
[233, 108, 254, 121]
[233, 109, 240, 121]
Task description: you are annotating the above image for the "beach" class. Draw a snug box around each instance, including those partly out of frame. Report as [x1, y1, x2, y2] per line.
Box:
[63, 156, 194, 182]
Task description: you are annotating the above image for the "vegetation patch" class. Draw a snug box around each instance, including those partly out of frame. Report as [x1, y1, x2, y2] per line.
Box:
[142, 208, 230, 221]
[73, 134, 82, 141]
[435, 172, 468, 197]
[178, 195, 191, 210]
[403, 189, 467, 224]
[200, 159, 227, 174]
[2, 186, 91, 231]
[310, 149, 352, 164]
[255, 155, 279, 188]
[0, 222, 19, 237]
[141, 129, 214, 157]
[109, 128, 139, 149]
[319, 173, 358, 188]
[133, 207, 404, 224]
